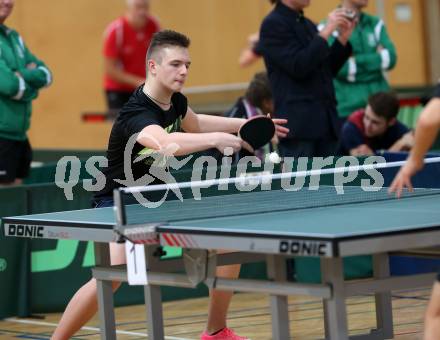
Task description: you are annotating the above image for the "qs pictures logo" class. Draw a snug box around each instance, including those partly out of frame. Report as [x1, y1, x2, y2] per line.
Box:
[0, 258, 7, 272]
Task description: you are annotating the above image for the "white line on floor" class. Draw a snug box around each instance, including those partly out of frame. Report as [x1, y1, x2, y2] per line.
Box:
[4, 318, 194, 340]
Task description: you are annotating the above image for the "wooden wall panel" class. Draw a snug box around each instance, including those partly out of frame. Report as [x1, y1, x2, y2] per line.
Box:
[3, 0, 427, 149]
[7, 0, 126, 149]
[383, 0, 428, 85]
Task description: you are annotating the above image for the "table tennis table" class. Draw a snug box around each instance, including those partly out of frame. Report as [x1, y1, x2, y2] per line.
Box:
[4, 185, 440, 340]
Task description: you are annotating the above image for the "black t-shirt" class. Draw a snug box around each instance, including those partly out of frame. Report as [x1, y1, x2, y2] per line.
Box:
[94, 86, 188, 200]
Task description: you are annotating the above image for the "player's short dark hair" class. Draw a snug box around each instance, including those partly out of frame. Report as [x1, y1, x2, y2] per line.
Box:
[146, 30, 190, 61]
[245, 72, 272, 110]
[269, 0, 278, 4]
[368, 92, 400, 121]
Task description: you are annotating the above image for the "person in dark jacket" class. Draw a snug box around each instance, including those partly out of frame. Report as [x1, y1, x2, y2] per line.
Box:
[256, 0, 355, 157]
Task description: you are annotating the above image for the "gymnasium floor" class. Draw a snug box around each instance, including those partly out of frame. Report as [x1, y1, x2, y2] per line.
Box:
[0, 288, 429, 339]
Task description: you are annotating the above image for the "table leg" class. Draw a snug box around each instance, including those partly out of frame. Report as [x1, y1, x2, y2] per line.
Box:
[266, 255, 291, 340]
[94, 242, 116, 340]
[373, 253, 394, 339]
[144, 245, 165, 340]
[321, 257, 349, 340]
[144, 284, 164, 339]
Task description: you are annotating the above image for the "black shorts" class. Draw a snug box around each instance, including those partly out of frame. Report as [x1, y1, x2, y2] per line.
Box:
[105, 90, 132, 111]
[0, 137, 32, 182]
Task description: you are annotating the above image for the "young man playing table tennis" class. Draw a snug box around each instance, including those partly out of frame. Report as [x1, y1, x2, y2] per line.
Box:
[389, 82, 440, 340]
[51, 30, 288, 340]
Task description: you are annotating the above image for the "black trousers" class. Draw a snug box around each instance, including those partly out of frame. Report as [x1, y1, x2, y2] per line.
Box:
[0, 137, 32, 182]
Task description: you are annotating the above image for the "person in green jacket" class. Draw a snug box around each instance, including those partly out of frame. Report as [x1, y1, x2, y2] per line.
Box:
[0, 0, 52, 185]
[319, 0, 397, 120]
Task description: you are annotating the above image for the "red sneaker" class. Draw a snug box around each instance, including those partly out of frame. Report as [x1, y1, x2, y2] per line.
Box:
[200, 327, 250, 340]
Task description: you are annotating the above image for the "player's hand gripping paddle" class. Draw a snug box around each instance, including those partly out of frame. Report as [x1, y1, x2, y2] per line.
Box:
[239, 116, 275, 150]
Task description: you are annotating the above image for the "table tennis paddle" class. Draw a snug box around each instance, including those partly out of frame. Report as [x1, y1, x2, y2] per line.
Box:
[239, 116, 275, 150]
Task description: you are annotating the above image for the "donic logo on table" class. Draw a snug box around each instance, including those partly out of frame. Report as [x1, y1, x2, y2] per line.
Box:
[279, 240, 328, 256]
[54, 132, 386, 207]
[7, 224, 44, 238]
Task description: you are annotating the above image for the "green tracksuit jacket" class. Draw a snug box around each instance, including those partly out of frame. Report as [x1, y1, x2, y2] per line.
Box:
[320, 12, 397, 118]
[0, 24, 52, 141]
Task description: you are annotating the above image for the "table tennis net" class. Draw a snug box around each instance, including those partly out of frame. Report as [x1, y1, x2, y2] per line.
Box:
[121, 184, 440, 226]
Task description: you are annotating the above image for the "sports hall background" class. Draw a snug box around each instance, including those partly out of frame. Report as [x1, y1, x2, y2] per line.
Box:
[7, 0, 440, 150]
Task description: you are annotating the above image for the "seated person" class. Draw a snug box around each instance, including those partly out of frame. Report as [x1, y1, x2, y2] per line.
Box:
[225, 72, 272, 118]
[224, 71, 274, 160]
[203, 72, 275, 162]
[339, 91, 414, 156]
